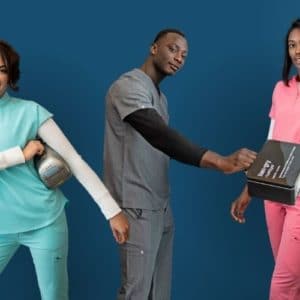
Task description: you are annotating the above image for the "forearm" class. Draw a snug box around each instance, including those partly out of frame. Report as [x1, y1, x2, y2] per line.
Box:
[0, 146, 25, 170]
[125, 108, 207, 166]
[241, 185, 251, 200]
[38, 118, 121, 220]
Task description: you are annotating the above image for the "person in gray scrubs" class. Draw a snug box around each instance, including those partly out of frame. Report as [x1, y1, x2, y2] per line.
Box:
[103, 29, 257, 300]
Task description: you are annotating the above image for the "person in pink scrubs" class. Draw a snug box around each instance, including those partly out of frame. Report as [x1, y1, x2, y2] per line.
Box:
[231, 18, 300, 300]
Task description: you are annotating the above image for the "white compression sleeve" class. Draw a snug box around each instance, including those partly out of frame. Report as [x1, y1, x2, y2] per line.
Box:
[38, 118, 121, 220]
[0, 146, 25, 170]
[267, 119, 275, 140]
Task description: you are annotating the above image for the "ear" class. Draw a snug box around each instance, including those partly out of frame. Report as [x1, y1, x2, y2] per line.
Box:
[150, 43, 158, 55]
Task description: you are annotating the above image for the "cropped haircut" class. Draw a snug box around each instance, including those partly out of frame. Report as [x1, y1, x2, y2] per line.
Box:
[152, 29, 185, 45]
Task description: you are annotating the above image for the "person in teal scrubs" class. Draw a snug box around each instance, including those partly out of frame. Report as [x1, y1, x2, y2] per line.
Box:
[0, 40, 129, 300]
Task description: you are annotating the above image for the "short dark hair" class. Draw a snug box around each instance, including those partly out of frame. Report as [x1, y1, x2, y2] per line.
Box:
[152, 28, 186, 44]
[0, 40, 20, 91]
[282, 18, 300, 86]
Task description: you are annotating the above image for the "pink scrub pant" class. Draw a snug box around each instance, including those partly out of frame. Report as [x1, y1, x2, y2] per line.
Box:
[265, 198, 300, 300]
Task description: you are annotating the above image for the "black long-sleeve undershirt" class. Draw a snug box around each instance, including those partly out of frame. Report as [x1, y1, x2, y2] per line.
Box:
[124, 108, 207, 167]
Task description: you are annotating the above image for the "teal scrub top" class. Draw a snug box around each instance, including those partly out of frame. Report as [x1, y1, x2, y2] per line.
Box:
[0, 92, 67, 234]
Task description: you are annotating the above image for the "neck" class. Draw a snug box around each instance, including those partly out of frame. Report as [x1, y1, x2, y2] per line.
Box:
[140, 59, 165, 86]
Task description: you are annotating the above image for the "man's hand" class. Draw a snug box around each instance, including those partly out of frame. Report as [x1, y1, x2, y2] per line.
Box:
[219, 148, 257, 174]
[200, 148, 257, 174]
[109, 212, 129, 244]
[23, 140, 45, 161]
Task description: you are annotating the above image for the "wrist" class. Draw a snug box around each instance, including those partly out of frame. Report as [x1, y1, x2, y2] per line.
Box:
[109, 211, 121, 221]
[22, 149, 29, 161]
[244, 185, 251, 199]
[215, 155, 226, 172]
[200, 150, 223, 170]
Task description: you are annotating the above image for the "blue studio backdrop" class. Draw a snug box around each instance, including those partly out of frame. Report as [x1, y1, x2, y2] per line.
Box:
[1, 0, 299, 299]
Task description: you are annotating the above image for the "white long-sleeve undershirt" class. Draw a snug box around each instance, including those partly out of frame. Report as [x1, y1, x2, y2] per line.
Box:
[0, 118, 121, 220]
[267, 119, 275, 140]
[0, 146, 25, 170]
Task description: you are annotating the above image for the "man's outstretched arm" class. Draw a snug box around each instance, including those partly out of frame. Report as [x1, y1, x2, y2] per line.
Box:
[124, 108, 256, 173]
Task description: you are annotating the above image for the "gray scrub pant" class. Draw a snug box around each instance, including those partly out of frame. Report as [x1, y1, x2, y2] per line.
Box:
[117, 204, 174, 300]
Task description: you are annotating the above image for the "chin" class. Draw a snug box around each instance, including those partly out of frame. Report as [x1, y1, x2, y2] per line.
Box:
[164, 69, 176, 76]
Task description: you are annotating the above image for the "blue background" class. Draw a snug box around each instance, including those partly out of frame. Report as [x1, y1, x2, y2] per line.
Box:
[1, 0, 299, 299]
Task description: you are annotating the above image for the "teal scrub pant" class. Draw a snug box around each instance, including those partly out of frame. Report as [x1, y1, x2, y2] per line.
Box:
[0, 211, 68, 300]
